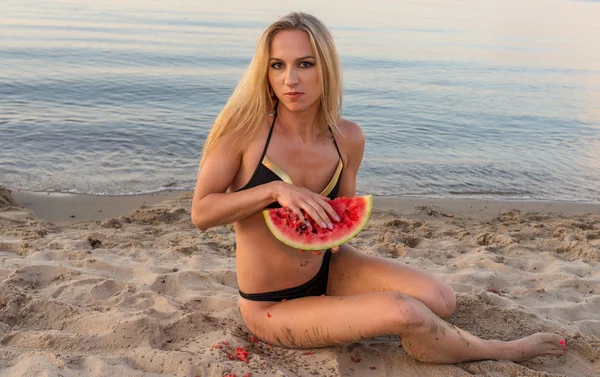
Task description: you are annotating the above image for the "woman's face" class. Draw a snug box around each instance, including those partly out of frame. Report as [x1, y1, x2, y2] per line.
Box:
[268, 29, 321, 114]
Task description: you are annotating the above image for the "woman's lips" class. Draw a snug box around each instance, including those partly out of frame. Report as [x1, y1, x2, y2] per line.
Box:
[284, 91, 304, 100]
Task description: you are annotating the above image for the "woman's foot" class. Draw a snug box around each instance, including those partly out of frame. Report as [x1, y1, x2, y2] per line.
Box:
[493, 333, 566, 361]
[400, 311, 567, 365]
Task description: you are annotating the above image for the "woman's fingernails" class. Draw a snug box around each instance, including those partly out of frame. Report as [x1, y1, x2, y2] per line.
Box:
[321, 222, 326, 228]
[328, 223, 333, 229]
[335, 215, 340, 221]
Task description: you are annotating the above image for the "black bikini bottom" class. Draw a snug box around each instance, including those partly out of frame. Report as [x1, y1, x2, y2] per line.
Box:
[238, 249, 332, 302]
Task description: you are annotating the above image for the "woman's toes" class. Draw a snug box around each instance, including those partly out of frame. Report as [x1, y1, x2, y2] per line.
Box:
[538, 333, 564, 348]
[546, 334, 563, 344]
[549, 349, 565, 356]
[543, 335, 566, 356]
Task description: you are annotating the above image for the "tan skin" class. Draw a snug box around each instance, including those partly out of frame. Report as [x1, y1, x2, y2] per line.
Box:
[192, 29, 567, 364]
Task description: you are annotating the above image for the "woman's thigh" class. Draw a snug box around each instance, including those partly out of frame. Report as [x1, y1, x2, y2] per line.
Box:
[239, 291, 425, 349]
[327, 244, 456, 317]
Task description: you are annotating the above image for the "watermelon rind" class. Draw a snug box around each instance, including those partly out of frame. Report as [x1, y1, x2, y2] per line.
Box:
[263, 195, 373, 250]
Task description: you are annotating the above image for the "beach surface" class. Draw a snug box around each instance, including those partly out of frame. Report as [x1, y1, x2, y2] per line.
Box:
[1, 186, 599, 377]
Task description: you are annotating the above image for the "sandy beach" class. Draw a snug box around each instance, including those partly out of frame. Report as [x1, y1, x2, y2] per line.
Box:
[1, 185, 599, 377]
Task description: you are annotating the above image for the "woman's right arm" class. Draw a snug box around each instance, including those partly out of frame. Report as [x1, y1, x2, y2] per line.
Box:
[191, 131, 277, 230]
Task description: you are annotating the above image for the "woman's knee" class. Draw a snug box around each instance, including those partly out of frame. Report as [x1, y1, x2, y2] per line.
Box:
[382, 293, 430, 332]
[382, 291, 458, 334]
[436, 283, 456, 318]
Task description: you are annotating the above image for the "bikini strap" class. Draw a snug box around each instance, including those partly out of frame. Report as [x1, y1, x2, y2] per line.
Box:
[329, 126, 343, 159]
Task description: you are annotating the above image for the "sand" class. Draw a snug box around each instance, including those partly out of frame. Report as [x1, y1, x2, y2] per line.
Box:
[1, 185, 599, 377]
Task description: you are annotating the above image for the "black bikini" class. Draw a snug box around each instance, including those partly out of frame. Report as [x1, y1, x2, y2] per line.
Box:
[238, 249, 333, 301]
[236, 108, 343, 302]
[235, 109, 344, 206]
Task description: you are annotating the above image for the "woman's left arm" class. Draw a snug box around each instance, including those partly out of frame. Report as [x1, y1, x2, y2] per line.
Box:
[335, 119, 366, 198]
[330, 119, 366, 253]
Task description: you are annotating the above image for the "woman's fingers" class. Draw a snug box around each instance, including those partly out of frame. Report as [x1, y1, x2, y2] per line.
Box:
[281, 187, 341, 228]
[302, 201, 331, 229]
[288, 203, 309, 225]
[301, 195, 340, 228]
[316, 198, 340, 222]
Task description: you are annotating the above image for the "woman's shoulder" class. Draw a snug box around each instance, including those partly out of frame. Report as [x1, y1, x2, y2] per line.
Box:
[218, 114, 272, 153]
[334, 117, 365, 148]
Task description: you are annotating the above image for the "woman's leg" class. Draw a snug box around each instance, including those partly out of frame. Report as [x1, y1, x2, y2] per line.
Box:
[328, 244, 456, 317]
[239, 292, 566, 364]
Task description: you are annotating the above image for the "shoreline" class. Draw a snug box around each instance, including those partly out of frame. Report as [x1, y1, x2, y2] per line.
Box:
[9, 188, 186, 224]
[6, 186, 600, 225]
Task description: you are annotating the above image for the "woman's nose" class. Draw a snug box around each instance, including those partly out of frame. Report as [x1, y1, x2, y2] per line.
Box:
[284, 68, 298, 87]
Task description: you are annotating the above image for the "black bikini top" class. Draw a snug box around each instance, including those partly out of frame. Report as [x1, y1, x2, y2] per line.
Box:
[235, 109, 344, 209]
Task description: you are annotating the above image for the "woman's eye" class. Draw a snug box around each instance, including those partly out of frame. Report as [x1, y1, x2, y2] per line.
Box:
[270, 61, 314, 69]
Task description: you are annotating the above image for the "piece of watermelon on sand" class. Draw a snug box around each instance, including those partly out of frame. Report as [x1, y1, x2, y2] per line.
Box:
[263, 195, 373, 250]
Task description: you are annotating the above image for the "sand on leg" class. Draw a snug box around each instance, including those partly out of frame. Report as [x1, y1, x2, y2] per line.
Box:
[239, 292, 566, 364]
[328, 244, 457, 317]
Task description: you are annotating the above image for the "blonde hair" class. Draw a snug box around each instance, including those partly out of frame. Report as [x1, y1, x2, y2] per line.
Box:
[199, 12, 343, 165]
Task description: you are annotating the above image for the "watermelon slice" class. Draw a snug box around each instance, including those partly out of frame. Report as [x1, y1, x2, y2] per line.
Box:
[263, 195, 373, 250]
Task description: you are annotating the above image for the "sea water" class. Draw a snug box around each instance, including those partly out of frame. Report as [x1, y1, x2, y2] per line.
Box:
[1, 0, 599, 201]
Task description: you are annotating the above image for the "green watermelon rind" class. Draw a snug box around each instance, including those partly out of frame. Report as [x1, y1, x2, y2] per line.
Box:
[263, 195, 373, 250]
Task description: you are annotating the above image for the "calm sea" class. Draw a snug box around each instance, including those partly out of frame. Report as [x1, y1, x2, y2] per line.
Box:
[2, 0, 600, 201]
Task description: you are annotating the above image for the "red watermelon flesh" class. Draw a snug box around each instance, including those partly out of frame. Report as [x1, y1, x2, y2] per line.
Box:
[263, 195, 373, 250]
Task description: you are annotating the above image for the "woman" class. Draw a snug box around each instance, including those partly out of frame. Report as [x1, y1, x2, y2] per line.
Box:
[191, 12, 567, 364]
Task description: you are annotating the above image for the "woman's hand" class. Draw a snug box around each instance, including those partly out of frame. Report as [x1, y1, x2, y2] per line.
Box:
[273, 182, 340, 230]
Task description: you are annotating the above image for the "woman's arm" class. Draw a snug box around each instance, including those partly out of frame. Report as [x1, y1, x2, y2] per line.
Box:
[191, 131, 278, 230]
[329, 119, 366, 252]
[335, 119, 366, 198]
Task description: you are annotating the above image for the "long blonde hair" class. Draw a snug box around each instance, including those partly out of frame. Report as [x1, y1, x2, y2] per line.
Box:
[199, 12, 343, 165]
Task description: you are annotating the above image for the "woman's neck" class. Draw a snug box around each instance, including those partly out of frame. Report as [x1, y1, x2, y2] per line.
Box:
[275, 101, 325, 142]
